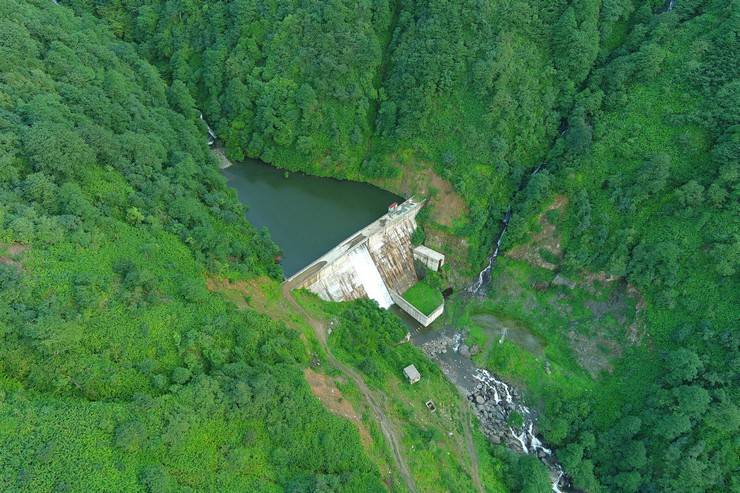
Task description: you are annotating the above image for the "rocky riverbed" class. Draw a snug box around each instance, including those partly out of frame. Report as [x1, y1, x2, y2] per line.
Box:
[412, 326, 568, 492]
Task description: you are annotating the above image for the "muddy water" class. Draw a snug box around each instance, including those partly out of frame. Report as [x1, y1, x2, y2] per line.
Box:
[223, 159, 401, 277]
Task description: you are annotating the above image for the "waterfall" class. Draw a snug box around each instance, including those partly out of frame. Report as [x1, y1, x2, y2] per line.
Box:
[348, 246, 394, 308]
[469, 208, 511, 295]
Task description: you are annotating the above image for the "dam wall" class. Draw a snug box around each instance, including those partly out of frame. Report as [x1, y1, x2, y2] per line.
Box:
[286, 198, 423, 307]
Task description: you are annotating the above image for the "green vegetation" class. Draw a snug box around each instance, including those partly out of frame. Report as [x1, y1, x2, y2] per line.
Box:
[402, 281, 443, 316]
[0, 2, 382, 491]
[315, 298, 510, 492]
[508, 3, 739, 492]
[2, 0, 737, 492]
[66, 0, 601, 261]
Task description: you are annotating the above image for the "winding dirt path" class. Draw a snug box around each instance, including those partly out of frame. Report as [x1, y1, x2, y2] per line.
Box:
[460, 396, 484, 493]
[282, 283, 417, 493]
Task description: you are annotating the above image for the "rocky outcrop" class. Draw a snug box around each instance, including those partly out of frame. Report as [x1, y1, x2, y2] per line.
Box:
[468, 368, 567, 492]
[415, 327, 568, 492]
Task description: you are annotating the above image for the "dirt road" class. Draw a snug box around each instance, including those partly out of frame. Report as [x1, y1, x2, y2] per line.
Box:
[282, 283, 417, 493]
[460, 396, 484, 493]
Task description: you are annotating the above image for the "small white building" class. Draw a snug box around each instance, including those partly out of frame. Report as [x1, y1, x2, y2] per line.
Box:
[413, 245, 445, 271]
[403, 364, 421, 384]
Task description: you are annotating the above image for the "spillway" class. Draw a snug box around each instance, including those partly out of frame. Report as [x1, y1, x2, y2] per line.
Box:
[348, 245, 394, 308]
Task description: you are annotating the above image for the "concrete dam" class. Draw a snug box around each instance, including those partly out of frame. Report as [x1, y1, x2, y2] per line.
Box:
[285, 198, 442, 324]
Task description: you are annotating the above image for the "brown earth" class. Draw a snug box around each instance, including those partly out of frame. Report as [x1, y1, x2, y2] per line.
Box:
[377, 162, 468, 229]
[580, 272, 647, 344]
[0, 243, 28, 271]
[304, 368, 372, 447]
[208, 275, 418, 491]
[498, 193, 649, 375]
[425, 229, 470, 285]
[281, 280, 418, 493]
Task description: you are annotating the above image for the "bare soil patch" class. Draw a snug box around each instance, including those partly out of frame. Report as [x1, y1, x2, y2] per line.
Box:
[376, 161, 468, 228]
[0, 243, 28, 271]
[567, 329, 622, 376]
[580, 272, 647, 344]
[304, 368, 372, 447]
[205, 276, 307, 331]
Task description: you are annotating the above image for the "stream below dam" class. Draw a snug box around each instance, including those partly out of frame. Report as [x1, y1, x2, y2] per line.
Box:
[221, 156, 566, 491]
[410, 324, 567, 492]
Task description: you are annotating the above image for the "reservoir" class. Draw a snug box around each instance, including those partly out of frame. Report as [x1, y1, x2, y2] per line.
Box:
[223, 160, 401, 277]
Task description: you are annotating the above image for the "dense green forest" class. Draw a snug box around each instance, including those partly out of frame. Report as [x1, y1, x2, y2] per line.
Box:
[1, 0, 738, 492]
[0, 2, 384, 491]
[526, 1, 740, 491]
[64, 0, 591, 257]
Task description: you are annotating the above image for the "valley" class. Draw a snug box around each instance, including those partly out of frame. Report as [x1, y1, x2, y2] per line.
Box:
[0, 1, 736, 492]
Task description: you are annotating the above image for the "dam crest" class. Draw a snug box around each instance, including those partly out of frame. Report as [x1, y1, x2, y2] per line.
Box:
[285, 197, 443, 325]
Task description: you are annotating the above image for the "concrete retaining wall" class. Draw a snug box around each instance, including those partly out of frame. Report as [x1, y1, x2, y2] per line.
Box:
[390, 291, 444, 327]
[413, 245, 445, 272]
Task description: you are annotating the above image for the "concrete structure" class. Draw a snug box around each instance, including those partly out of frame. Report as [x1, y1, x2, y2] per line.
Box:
[390, 290, 444, 327]
[403, 365, 421, 384]
[413, 245, 445, 271]
[285, 196, 446, 325]
[286, 198, 423, 307]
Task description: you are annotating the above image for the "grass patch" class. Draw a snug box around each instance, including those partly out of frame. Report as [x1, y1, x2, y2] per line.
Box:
[402, 281, 443, 315]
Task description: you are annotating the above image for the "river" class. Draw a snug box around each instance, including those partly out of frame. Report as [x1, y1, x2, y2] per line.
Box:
[223, 156, 566, 491]
[222, 159, 401, 277]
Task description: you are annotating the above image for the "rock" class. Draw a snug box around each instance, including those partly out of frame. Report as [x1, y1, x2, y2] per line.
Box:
[470, 344, 480, 356]
[533, 281, 549, 291]
[459, 344, 470, 357]
[552, 274, 576, 289]
[490, 435, 501, 444]
[475, 395, 485, 404]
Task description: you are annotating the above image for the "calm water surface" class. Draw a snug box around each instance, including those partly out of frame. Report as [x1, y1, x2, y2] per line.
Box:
[223, 160, 401, 277]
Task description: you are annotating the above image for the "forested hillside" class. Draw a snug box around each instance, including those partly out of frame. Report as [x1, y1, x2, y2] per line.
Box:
[0, 2, 383, 490]
[65, 0, 593, 258]
[521, 1, 740, 491]
[68, 0, 392, 177]
[2, 0, 738, 492]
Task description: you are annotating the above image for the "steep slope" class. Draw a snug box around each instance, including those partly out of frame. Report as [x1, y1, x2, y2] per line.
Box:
[495, 1, 739, 491]
[67, 0, 392, 177]
[67, 0, 582, 262]
[0, 2, 384, 491]
[22, 0, 740, 492]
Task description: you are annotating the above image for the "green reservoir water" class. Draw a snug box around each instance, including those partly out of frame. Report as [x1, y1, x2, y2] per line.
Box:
[223, 160, 401, 277]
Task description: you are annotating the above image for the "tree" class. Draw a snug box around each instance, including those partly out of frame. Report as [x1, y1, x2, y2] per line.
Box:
[663, 349, 702, 386]
[23, 124, 95, 179]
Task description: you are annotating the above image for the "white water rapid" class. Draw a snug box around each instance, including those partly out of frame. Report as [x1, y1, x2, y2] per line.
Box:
[469, 208, 511, 295]
[471, 368, 566, 492]
[348, 245, 394, 308]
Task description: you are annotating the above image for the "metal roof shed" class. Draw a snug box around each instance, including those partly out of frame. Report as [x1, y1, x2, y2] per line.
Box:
[403, 364, 421, 384]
